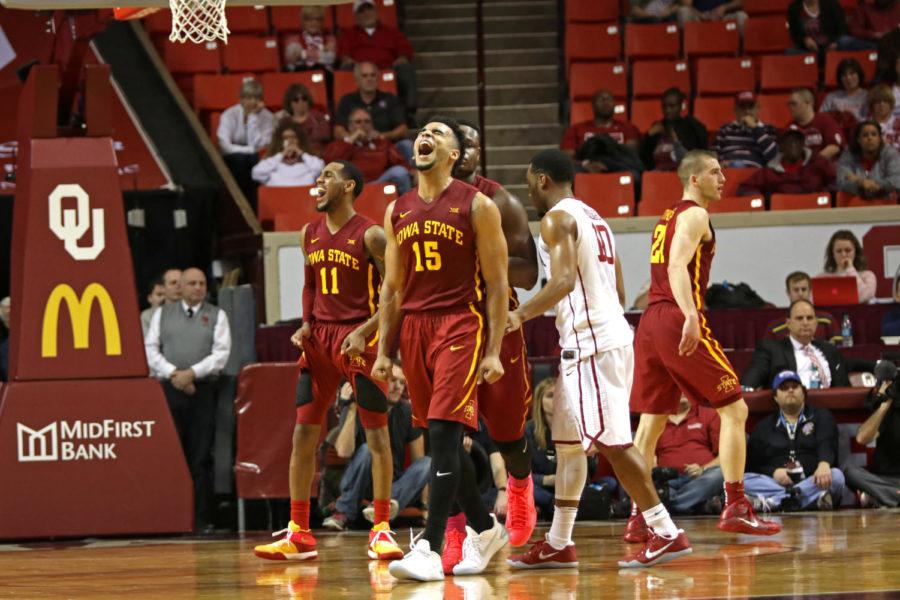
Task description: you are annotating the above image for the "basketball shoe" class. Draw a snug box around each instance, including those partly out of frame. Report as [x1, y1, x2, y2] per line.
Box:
[617, 529, 692, 568]
[507, 536, 579, 570]
[441, 528, 466, 575]
[368, 522, 404, 560]
[623, 513, 650, 543]
[452, 514, 509, 576]
[717, 497, 781, 535]
[254, 521, 317, 561]
[389, 537, 444, 582]
[506, 476, 537, 546]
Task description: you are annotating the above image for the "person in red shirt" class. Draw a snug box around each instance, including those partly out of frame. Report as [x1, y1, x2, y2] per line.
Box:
[787, 88, 844, 160]
[849, 0, 900, 43]
[737, 129, 836, 202]
[324, 107, 411, 193]
[337, 0, 417, 123]
[655, 396, 725, 515]
[561, 89, 641, 162]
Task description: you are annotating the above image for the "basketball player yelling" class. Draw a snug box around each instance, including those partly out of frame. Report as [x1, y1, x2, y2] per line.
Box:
[254, 160, 404, 563]
[432, 120, 538, 571]
[629, 150, 781, 540]
[371, 116, 510, 582]
[506, 149, 691, 569]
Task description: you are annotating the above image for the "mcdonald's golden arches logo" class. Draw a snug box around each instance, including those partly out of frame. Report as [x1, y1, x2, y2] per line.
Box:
[41, 283, 122, 358]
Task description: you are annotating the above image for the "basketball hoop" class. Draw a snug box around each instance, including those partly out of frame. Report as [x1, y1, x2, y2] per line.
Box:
[168, 0, 229, 44]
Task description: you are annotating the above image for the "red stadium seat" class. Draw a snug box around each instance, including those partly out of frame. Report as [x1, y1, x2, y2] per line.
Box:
[696, 57, 756, 96]
[570, 100, 627, 124]
[333, 69, 397, 103]
[625, 23, 680, 60]
[569, 62, 627, 102]
[757, 93, 793, 127]
[224, 6, 269, 33]
[162, 40, 222, 74]
[683, 21, 740, 58]
[565, 0, 619, 22]
[566, 23, 622, 65]
[193, 73, 253, 111]
[258, 185, 317, 230]
[144, 9, 172, 35]
[274, 213, 308, 231]
[708, 195, 766, 213]
[761, 53, 817, 92]
[271, 5, 337, 32]
[354, 183, 398, 224]
[824, 50, 879, 89]
[693, 96, 736, 132]
[722, 168, 759, 198]
[744, 16, 792, 55]
[630, 98, 661, 132]
[223, 36, 280, 73]
[770, 192, 832, 210]
[335, 0, 397, 30]
[574, 172, 636, 217]
[744, 0, 791, 15]
[261, 71, 329, 111]
[632, 60, 691, 99]
[639, 171, 682, 216]
[835, 191, 898, 208]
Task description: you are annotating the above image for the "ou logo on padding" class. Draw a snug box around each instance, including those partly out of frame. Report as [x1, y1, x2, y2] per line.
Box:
[48, 184, 105, 261]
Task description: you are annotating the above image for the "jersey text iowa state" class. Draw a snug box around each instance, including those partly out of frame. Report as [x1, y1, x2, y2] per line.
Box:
[395, 219, 466, 246]
[307, 247, 361, 270]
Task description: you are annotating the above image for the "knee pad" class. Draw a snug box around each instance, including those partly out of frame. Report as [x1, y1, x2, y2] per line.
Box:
[354, 374, 388, 414]
[555, 443, 588, 502]
[295, 371, 313, 407]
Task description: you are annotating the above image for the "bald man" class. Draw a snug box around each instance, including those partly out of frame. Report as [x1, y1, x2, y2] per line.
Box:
[145, 267, 232, 533]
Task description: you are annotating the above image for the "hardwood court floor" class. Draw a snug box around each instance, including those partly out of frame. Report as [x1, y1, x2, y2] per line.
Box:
[2, 511, 899, 599]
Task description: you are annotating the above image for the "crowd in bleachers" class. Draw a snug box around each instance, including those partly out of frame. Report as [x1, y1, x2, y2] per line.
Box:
[563, 0, 900, 216]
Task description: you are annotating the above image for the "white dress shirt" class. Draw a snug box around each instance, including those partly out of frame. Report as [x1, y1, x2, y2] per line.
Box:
[217, 103, 275, 154]
[144, 300, 231, 380]
[251, 152, 325, 186]
[789, 335, 831, 389]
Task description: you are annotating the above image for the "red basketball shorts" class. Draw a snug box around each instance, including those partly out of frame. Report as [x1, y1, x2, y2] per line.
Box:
[399, 305, 484, 429]
[630, 302, 742, 414]
[296, 320, 388, 428]
[478, 327, 532, 442]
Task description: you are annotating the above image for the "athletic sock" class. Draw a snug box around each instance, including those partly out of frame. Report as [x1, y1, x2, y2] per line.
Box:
[509, 474, 529, 491]
[374, 499, 391, 524]
[642, 503, 679, 539]
[724, 480, 745, 506]
[630, 500, 639, 518]
[446, 512, 467, 533]
[547, 506, 578, 550]
[290, 500, 310, 531]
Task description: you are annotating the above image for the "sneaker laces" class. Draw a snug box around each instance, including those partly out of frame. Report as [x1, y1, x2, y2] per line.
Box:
[460, 531, 484, 564]
[372, 525, 398, 546]
[506, 486, 528, 532]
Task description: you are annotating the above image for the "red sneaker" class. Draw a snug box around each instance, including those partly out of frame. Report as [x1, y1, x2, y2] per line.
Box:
[441, 528, 466, 575]
[717, 497, 782, 536]
[507, 537, 578, 569]
[254, 521, 317, 561]
[623, 513, 650, 543]
[506, 476, 538, 546]
[618, 530, 692, 568]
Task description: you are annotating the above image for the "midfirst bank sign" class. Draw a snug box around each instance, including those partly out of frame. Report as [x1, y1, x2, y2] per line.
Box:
[16, 420, 156, 462]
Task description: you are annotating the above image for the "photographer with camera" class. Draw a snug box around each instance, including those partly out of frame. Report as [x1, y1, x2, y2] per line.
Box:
[845, 361, 900, 508]
[744, 371, 845, 511]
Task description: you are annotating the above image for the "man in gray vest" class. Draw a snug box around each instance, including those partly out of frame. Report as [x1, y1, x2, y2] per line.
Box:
[145, 267, 232, 532]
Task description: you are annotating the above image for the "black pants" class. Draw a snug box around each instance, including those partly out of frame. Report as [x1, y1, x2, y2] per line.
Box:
[164, 380, 217, 528]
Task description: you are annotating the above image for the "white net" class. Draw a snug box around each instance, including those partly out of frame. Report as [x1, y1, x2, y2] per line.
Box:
[169, 0, 230, 44]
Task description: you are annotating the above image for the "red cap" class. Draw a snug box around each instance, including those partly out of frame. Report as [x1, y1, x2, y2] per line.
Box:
[735, 91, 756, 106]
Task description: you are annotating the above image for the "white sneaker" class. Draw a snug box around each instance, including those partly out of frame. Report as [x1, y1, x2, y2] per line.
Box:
[363, 499, 400, 523]
[452, 514, 509, 576]
[389, 539, 444, 582]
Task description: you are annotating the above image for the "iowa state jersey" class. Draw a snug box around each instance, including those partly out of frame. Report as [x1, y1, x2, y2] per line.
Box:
[648, 200, 716, 311]
[304, 213, 380, 321]
[472, 174, 501, 199]
[392, 179, 482, 312]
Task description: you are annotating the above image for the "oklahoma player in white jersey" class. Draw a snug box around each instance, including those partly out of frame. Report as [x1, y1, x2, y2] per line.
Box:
[505, 149, 690, 568]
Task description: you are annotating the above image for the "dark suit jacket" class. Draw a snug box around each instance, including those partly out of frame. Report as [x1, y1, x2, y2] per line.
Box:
[740, 337, 850, 390]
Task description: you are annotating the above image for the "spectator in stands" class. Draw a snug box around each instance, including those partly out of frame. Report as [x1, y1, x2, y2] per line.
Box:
[0, 296, 8, 381]
[818, 229, 878, 303]
[881, 276, 900, 335]
[849, 0, 900, 44]
[787, 0, 876, 57]
[745, 370, 845, 511]
[837, 120, 900, 200]
[866, 85, 900, 152]
[140, 277, 166, 335]
[275, 83, 332, 155]
[629, 0, 680, 22]
[742, 299, 851, 390]
[766, 271, 838, 341]
[821, 59, 870, 123]
[654, 395, 725, 515]
[162, 268, 183, 304]
[715, 91, 779, 168]
[736, 129, 836, 201]
[334, 62, 412, 162]
[846, 374, 900, 507]
[562, 89, 641, 159]
[252, 121, 325, 187]
[324, 107, 411, 193]
[218, 79, 276, 206]
[639, 87, 708, 171]
[678, 0, 748, 31]
[337, 0, 417, 124]
[145, 268, 232, 533]
[787, 88, 844, 160]
[0, 294, 9, 343]
[283, 5, 337, 72]
[324, 362, 430, 529]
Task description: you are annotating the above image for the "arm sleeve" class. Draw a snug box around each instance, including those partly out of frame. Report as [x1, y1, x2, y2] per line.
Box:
[303, 263, 316, 322]
[251, 154, 282, 184]
[871, 149, 900, 193]
[336, 30, 353, 62]
[144, 308, 177, 379]
[301, 152, 325, 175]
[758, 126, 779, 163]
[189, 310, 232, 379]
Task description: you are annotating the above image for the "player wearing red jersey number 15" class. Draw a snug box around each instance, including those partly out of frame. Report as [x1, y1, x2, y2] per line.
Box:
[371, 116, 510, 582]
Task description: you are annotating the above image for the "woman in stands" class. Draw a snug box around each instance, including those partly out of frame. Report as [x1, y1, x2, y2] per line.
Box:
[251, 121, 325, 187]
[866, 85, 900, 152]
[821, 59, 869, 122]
[283, 5, 337, 73]
[837, 120, 900, 201]
[819, 230, 878, 303]
[276, 83, 333, 155]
